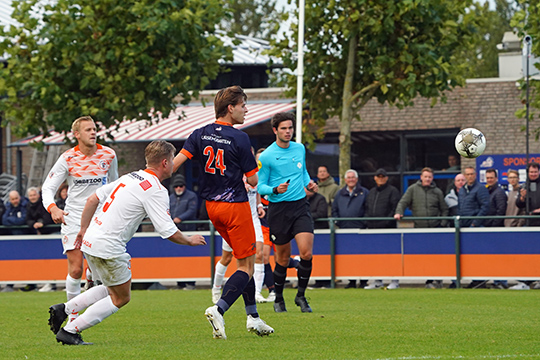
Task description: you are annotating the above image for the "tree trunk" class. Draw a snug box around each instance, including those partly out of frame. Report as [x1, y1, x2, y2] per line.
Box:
[338, 34, 357, 186]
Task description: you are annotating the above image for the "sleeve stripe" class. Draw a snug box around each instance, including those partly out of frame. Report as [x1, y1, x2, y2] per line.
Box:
[180, 148, 193, 159]
[47, 203, 57, 213]
[245, 167, 259, 178]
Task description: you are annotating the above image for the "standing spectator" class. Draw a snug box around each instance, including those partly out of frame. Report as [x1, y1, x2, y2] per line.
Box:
[394, 167, 448, 289]
[26, 187, 54, 235]
[169, 174, 199, 290]
[169, 174, 198, 232]
[445, 174, 466, 217]
[457, 166, 490, 289]
[3, 190, 29, 235]
[364, 168, 401, 289]
[317, 165, 339, 216]
[484, 168, 507, 227]
[512, 162, 540, 290]
[305, 188, 328, 229]
[55, 183, 68, 210]
[458, 166, 490, 228]
[505, 169, 525, 227]
[332, 169, 369, 289]
[445, 155, 460, 171]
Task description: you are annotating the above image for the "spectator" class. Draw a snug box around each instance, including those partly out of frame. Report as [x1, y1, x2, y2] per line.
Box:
[445, 174, 466, 217]
[513, 162, 540, 290]
[457, 166, 490, 289]
[364, 168, 401, 290]
[26, 187, 54, 235]
[3, 190, 29, 235]
[55, 183, 68, 210]
[458, 166, 489, 228]
[484, 168, 507, 227]
[317, 165, 339, 216]
[332, 169, 369, 288]
[394, 167, 448, 289]
[445, 154, 460, 171]
[504, 169, 525, 227]
[169, 174, 198, 290]
[305, 187, 328, 229]
[169, 175, 198, 232]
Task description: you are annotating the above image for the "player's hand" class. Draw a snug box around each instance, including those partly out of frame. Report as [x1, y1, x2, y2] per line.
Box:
[51, 206, 68, 225]
[74, 231, 84, 249]
[173, 217, 181, 224]
[307, 180, 318, 193]
[188, 235, 206, 246]
[532, 208, 540, 214]
[276, 181, 289, 194]
[257, 207, 266, 218]
[393, 214, 402, 220]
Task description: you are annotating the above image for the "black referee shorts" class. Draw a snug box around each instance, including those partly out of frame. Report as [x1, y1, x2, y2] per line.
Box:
[267, 197, 314, 245]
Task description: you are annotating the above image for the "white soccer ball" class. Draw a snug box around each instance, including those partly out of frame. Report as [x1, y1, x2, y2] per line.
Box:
[454, 128, 486, 159]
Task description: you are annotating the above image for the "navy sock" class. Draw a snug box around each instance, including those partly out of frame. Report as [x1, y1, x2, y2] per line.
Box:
[297, 258, 312, 297]
[242, 277, 258, 318]
[273, 263, 287, 302]
[264, 263, 275, 291]
[217, 270, 250, 315]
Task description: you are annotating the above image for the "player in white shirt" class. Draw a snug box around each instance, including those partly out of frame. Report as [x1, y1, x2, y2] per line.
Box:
[41, 116, 118, 308]
[47, 140, 206, 345]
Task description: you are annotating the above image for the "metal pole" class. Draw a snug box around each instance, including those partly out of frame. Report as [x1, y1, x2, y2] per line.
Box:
[454, 216, 462, 289]
[329, 218, 336, 289]
[209, 222, 216, 286]
[296, 0, 305, 144]
[525, 35, 532, 217]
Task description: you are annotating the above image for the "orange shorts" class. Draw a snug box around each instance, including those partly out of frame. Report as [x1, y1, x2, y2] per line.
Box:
[262, 225, 274, 250]
[206, 201, 256, 259]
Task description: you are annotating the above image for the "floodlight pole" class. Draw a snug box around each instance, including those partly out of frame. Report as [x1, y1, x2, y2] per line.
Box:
[525, 35, 532, 216]
[296, 0, 305, 144]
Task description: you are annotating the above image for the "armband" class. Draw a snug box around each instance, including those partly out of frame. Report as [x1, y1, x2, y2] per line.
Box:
[272, 186, 279, 195]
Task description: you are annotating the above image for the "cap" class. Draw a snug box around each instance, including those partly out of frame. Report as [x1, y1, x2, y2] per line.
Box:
[172, 175, 186, 188]
[375, 168, 388, 177]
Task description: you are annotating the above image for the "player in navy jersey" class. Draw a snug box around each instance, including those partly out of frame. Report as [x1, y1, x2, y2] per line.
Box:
[173, 85, 273, 339]
[257, 112, 318, 313]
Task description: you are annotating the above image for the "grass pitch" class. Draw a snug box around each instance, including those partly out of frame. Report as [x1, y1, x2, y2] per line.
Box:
[1, 287, 539, 359]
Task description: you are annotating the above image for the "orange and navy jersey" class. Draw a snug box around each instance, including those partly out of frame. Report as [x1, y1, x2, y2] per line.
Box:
[181, 121, 257, 203]
[42, 144, 118, 223]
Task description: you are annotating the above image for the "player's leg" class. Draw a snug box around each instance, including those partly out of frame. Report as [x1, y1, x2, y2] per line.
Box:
[212, 248, 233, 304]
[254, 241, 266, 303]
[241, 255, 273, 336]
[65, 248, 84, 322]
[273, 242, 292, 312]
[294, 231, 314, 312]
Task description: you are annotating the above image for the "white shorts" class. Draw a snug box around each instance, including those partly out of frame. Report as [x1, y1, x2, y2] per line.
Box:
[84, 252, 131, 287]
[61, 221, 80, 254]
[221, 214, 263, 253]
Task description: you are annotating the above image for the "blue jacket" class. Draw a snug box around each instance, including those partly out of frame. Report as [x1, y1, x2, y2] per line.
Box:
[169, 189, 198, 231]
[3, 197, 29, 235]
[458, 181, 490, 227]
[332, 184, 369, 229]
[484, 183, 507, 227]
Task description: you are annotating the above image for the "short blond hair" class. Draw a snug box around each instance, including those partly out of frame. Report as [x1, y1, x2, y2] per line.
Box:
[145, 140, 176, 166]
[71, 116, 95, 133]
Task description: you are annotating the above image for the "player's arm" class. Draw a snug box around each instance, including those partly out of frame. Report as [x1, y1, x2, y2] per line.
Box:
[173, 151, 189, 173]
[168, 230, 206, 246]
[41, 156, 69, 224]
[108, 155, 119, 182]
[256, 154, 274, 195]
[74, 193, 100, 249]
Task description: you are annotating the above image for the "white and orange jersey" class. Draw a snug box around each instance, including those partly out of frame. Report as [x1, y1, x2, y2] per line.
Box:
[81, 169, 178, 259]
[42, 144, 118, 226]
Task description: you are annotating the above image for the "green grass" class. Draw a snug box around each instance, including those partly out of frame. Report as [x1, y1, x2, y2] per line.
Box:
[1, 288, 539, 359]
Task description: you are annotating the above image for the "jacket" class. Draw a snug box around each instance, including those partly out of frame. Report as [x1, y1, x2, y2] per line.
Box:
[3, 197, 29, 235]
[395, 180, 448, 228]
[307, 192, 328, 229]
[331, 183, 369, 229]
[26, 196, 54, 234]
[516, 176, 540, 226]
[484, 183, 507, 227]
[445, 187, 459, 216]
[318, 177, 339, 216]
[365, 183, 400, 229]
[458, 180, 490, 227]
[505, 186, 525, 227]
[169, 189, 198, 231]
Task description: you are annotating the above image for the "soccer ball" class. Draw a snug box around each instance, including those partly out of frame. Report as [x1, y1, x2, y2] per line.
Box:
[454, 128, 486, 158]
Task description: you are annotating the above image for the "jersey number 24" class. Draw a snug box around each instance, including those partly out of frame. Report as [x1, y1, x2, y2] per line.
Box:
[203, 146, 226, 176]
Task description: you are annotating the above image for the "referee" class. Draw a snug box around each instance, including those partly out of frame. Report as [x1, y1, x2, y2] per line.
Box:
[257, 112, 318, 313]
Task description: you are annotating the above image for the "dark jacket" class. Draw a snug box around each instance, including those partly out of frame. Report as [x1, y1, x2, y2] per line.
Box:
[332, 184, 369, 229]
[484, 183, 507, 227]
[169, 189, 198, 231]
[365, 183, 400, 229]
[26, 196, 54, 234]
[516, 176, 540, 226]
[3, 197, 29, 235]
[395, 180, 448, 228]
[458, 180, 490, 227]
[307, 192, 328, 229]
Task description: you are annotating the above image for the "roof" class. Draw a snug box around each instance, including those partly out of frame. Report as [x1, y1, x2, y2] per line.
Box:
[11, 101, 296, 146]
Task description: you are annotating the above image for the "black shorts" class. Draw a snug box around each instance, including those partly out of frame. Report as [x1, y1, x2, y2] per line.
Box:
[267, 197, 314, 245]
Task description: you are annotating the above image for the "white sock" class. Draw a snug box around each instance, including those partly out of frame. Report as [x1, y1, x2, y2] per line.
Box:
[86, 267, 93, 282]
[64, 296, 118, 334]
[65, 285, 109, 315]
[254, 263, 264, 294]
[213, 262, 228, 290]
[66, 274, 81, 301]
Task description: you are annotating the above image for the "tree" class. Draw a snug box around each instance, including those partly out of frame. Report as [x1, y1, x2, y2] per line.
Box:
[0, 0, 231, 141]
[270, 0, 482, 181]
[220, 0, 280, 40]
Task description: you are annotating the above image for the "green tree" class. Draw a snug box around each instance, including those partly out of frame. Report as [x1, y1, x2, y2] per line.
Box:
[0, 0, 231, 141]
[271, 0, 482, 181]
[220, 0, 280, 40]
